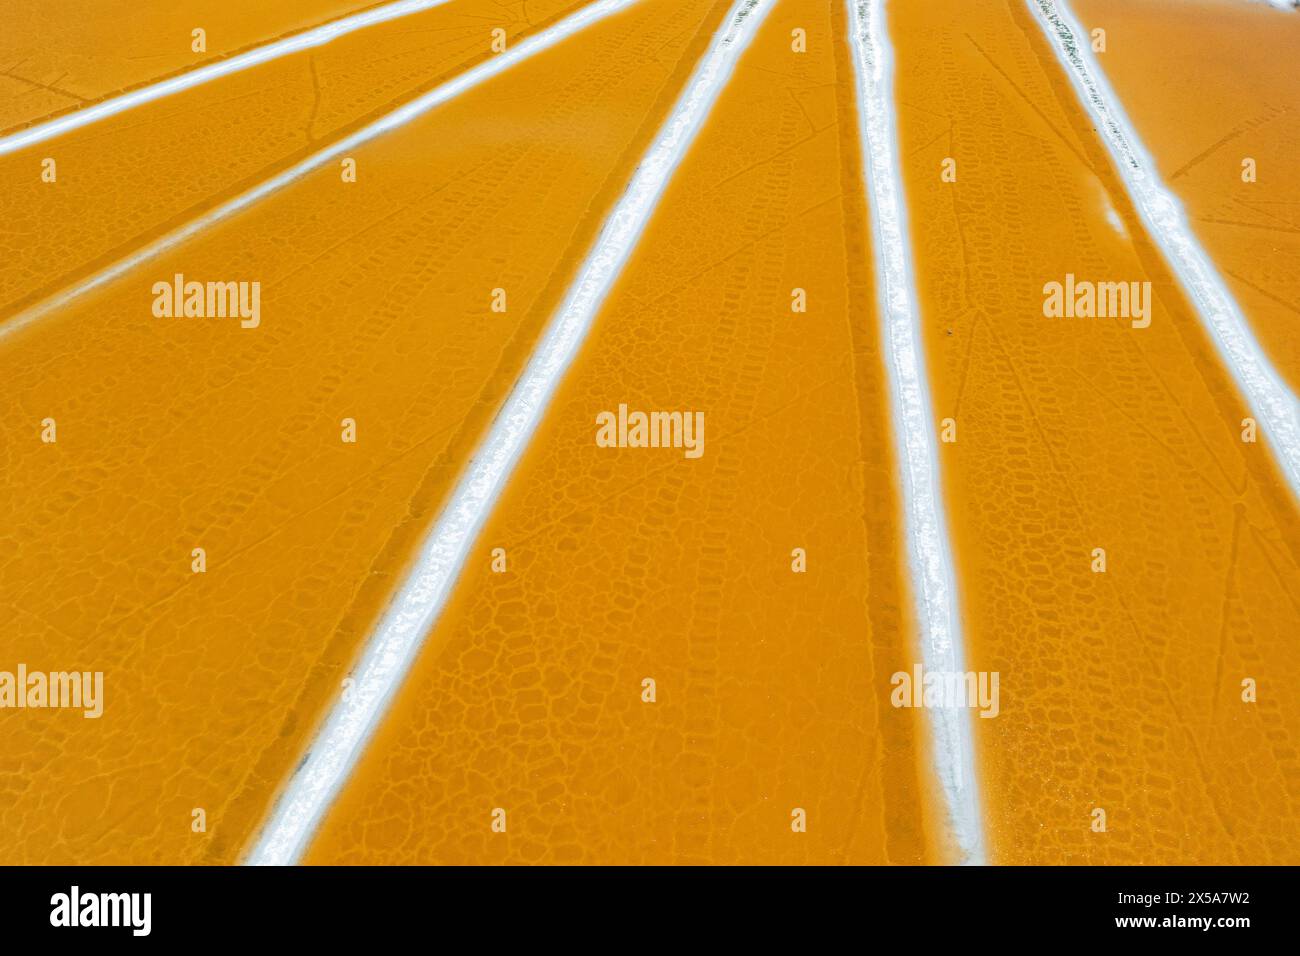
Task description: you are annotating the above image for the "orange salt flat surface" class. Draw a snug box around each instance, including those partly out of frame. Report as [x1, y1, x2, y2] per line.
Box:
[0, 1, 379, 132]
[0, 0, 590, 315]
[305, 0, 937, 866]
[1071, 0, 1300, 394]
[0, 0, 720, 864]
[892, 0, 1300, 863]
[1, 0, 1296, 871]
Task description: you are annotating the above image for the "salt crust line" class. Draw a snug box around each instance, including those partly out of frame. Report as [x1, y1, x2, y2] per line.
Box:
[245, 0, 775, 866]
[0, 0, 642, 344]
[0, 0, 454, 156]
[1029, 0, 1300, 501]
[844, 0, 987, 865]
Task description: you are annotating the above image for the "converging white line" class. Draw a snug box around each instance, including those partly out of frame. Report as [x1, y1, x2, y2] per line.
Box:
[0, 0, 454, 157]
[0, 0, 644, 344]
[844, 0, 986, 864]
[1027, 0, 1300, 501]
[244, 0, 776, 865]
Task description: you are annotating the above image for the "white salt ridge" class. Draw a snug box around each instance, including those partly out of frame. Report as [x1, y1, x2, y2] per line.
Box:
[0, 0, 453, 156]
[245, 0, 775, 866]
[0, 0, 643, 344]
[844, 0, 987, 865]
[1029, 0, 1300, 501]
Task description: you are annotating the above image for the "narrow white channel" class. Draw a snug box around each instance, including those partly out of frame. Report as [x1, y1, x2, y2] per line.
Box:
[1028, 0, 1300, 500]
[0, 0, 643, 344]
[0, 0, 457, 156]
[844, 0, 986, 864]
[245, 0, 776, 866]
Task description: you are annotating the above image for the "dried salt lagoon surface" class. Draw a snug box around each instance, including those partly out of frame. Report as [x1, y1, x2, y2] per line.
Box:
[305, 0, 935, 866]
[2, 0, 1297, 868]
[0, 0, 721, 864]
[0, 0, 591, 316]
[892, 0, 1300, 863]
[1071, 0, 1300, 395]
[0, 0, 582, 134]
